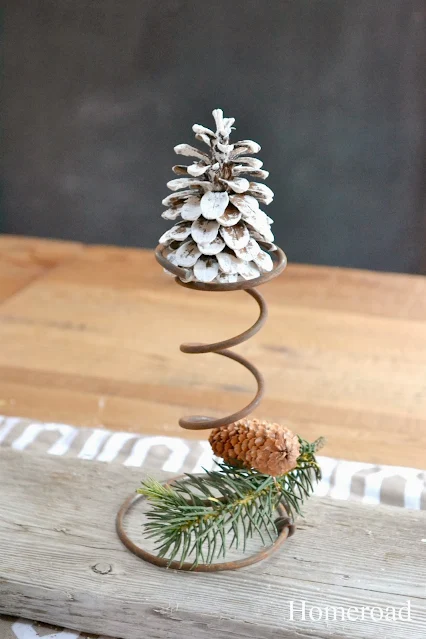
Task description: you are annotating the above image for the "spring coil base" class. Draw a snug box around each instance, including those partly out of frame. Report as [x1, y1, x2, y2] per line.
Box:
[116, 245, 293, 571]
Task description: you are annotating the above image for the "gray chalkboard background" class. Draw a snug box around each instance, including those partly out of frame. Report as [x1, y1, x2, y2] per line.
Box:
[3, 1, 426, 273]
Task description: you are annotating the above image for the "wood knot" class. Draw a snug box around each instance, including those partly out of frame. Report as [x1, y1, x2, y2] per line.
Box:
[91, 562, 112, 575]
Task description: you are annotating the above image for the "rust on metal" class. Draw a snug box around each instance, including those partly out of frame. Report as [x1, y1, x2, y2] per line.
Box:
[116, 244, 293, 571]
[116, 475, 294, 573]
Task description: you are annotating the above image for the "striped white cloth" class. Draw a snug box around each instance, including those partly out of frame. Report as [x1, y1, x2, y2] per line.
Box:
[1, 415, 425, 509]
[1, 414, 425, 639]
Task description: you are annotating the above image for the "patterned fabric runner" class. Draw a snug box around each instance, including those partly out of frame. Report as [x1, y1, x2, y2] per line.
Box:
[1, 415, 425, 638]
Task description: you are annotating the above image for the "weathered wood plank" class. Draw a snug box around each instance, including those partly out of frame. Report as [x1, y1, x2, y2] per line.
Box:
[0, 449, 425, 639]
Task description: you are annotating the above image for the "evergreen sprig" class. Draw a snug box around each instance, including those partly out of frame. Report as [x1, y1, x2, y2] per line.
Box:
[137, 437, 324, 568]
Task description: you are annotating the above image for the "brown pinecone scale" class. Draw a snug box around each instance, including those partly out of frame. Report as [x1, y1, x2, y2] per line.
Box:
[209, 418, 301, 477]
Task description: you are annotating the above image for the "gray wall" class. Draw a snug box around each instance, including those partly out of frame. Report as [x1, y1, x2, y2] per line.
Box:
[4, 1, 426, 272]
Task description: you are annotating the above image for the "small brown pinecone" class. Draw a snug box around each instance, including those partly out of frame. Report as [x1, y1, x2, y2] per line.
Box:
[209, 418, 300, 477]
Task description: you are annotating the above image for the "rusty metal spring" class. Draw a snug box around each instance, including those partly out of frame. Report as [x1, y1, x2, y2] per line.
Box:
[177, 286, 267, 431]
[116, 244, 290, 571]
[155, 243, 287, 432]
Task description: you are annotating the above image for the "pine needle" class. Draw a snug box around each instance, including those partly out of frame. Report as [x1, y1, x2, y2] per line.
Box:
[137, 437, 322, 567]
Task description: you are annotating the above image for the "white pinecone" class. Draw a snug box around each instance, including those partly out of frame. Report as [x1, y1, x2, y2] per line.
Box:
[159, 108, 276, 284]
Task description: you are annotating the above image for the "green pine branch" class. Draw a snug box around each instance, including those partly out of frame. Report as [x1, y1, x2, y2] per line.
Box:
[137, 436, 324, 568]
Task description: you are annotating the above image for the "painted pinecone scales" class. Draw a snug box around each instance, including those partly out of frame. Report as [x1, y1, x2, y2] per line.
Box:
[209, 418, 301, 477]
[159, 108, 277, 284]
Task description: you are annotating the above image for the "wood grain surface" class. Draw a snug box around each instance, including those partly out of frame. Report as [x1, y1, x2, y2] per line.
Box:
[0, 235, 425, 466]
[1, 449, 425, 639]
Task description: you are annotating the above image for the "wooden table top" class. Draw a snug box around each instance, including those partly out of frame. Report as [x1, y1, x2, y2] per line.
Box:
[0, 235, 425, 467]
